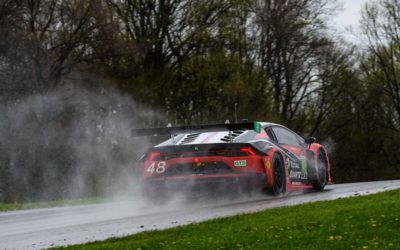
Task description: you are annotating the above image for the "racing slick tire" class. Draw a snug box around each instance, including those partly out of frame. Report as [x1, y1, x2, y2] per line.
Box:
[308, 149, 328, 191]
[271, 152, 286, 196]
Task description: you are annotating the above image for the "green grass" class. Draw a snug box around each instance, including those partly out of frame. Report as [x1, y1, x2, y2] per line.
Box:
[0, 197, 106, 212]
[57, 190, 400, 250]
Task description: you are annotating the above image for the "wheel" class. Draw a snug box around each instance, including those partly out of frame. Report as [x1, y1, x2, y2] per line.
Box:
[271, 153, 286, 196]
[309, 149, 328, 191]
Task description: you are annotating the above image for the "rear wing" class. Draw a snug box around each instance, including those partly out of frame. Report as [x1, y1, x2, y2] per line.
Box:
[132, 122, 262, 137]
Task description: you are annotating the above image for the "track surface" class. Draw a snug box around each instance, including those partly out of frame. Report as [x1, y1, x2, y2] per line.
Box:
[1, 180, 400, 250]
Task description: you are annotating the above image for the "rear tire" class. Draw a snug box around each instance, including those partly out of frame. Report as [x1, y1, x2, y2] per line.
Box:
[271, 153, 286, 196]
[308, 149, 328, 191]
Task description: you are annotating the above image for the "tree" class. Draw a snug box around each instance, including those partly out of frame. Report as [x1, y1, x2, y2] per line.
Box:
[358, 0, 400, 169]
[249, 0, 339, 128]
[106, 0, 255, 121]
[0, 0, 105, 98]
[360, 0, 400, 129]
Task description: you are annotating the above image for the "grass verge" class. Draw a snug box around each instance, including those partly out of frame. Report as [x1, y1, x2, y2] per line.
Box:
[59, 190, 400, 250]
[0, 197, 106, 212]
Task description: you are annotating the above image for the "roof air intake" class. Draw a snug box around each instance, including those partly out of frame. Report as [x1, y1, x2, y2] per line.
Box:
[220, 130, 245, 142]
[179, 133, 201, 145]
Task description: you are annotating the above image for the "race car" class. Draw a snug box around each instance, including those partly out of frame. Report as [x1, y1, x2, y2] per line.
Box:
[133, 122, 331, 200]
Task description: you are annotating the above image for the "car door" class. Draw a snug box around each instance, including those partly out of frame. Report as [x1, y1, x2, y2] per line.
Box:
[267, 126, 308, 182]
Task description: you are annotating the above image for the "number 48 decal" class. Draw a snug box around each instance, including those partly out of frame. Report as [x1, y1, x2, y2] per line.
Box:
[146, 161, 166, 174]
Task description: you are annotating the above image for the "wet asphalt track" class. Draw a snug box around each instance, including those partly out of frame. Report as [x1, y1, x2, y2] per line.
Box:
[1, 180, 400, 250]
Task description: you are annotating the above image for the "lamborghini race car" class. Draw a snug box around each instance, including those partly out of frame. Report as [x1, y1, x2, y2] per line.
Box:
[133, 122, 331, 200]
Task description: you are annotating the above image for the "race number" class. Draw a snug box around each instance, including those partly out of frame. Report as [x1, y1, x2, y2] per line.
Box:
[146, 161, 166, 174]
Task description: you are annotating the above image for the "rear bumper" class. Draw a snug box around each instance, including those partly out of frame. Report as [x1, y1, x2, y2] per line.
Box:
[142, 173, 266, 191]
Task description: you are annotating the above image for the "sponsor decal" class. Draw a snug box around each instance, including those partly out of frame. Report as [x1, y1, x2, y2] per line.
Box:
[289, 170, 307, 180]
[265, 160, 271, 169]
[299, 156, 308, 177]
[234, 160, 247, 167]
[287, 156, 307, 180]
[286, 157, 300, 170]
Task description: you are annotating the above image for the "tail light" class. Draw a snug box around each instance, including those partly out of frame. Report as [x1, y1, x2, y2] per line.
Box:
[145, 145, 261, 161]
[240, 147, 257, 156]
[148, 151, 161, 161]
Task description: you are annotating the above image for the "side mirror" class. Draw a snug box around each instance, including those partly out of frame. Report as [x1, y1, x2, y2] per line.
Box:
[305, 137, 316, 144]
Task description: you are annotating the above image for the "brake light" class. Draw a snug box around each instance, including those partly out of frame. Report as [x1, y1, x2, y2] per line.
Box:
[148, 151, 161, 161]
[241, 147, 256, 156]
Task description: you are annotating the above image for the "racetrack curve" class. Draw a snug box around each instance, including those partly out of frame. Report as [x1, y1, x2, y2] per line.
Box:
[1, 180, 400, 250]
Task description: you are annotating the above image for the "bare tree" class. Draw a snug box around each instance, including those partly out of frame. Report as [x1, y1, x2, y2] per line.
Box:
[107, 0, 237, 71]
[0, 0, 107, 98]
[249, 0, 338, 126]
[360, 0, 400, 129]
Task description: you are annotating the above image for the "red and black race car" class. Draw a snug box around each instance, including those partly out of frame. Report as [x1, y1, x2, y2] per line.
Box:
[133, 122, 331, 201]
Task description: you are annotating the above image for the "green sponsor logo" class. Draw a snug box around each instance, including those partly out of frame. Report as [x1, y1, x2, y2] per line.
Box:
[234, 160, 247, 167]
[300, 156, 307, 175]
